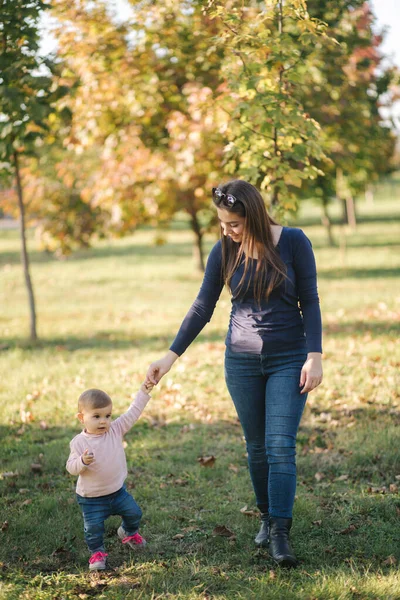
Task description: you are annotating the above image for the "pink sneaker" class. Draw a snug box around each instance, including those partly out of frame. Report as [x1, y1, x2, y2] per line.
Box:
[89, 551, 108, 571]
[117, 526, 147, 549]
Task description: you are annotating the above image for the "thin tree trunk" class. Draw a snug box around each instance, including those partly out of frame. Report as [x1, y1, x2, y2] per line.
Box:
[346, 194, 356, 229]
[14, 151, 37, 341]
[189, 210, 205, 272]
[321, 198, 335, 247]
[271, 0, 284, 208]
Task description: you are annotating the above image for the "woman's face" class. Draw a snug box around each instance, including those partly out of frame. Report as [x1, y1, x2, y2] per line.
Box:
[217, 207, 245, 243]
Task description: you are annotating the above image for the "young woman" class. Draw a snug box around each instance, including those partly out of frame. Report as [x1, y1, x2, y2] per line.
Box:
[145, 180, 323, 568]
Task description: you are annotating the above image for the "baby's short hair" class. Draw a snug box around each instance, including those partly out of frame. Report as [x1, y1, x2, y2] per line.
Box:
[78, 389, 112, 412]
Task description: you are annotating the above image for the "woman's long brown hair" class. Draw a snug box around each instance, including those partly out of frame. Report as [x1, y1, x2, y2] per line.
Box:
[213, 180, 287, 305]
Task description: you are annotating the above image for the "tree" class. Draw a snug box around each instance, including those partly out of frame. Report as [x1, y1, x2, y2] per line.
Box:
[46, 0, 228, 270]
[0, 0, 68, 340]
[299, 0, 397, 241]
[208, 0, 330, 214]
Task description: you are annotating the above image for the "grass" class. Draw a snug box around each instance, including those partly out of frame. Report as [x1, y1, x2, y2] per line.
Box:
[0, 191, 400, 599]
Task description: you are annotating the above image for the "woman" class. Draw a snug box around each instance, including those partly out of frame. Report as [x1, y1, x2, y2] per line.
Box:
[146, 180, 323, 568]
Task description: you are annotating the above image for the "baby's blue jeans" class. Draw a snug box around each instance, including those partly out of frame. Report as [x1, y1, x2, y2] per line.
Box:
[76, 484, 142, 553]
[224, 347, 308, 518]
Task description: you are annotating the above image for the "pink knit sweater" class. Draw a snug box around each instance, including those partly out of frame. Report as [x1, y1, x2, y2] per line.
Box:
[66, 390, 150, 497]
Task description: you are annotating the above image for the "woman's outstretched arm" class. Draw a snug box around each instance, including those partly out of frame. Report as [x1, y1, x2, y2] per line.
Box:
[145, 240, 224, 385]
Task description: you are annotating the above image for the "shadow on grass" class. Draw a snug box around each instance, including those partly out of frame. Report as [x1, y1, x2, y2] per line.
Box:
[1, 316, 398, 356]
[318, 266, 400, 279]
[0, 330, 230, 354]
[2, 226, 400, 269]
[324, 321, 400, 337]
[0, 239, 203, 267]
[293, 212, 400, 228]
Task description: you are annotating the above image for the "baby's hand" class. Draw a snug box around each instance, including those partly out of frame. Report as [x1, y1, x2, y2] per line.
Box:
[141, 379, 154, 394]
[82, 449, 95, 466]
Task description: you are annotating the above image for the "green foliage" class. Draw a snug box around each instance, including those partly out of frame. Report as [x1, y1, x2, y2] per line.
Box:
[208, 0, 330, 212]
[300, 1, 397, 204]
[0, 0, 67, 167]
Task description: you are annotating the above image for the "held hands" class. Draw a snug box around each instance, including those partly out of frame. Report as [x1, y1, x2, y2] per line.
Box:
[299, 353, 323, 394]
[81, 449, 95, 466]
[140, 380, 154, 394]
[146, 351, 178, 386]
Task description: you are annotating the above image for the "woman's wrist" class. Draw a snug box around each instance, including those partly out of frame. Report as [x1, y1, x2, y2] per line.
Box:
[307, 352, 322, 360]
[166, 350, 179, 365]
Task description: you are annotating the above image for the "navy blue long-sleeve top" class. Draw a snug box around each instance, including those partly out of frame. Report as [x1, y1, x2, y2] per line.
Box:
[170, 227, 322, 356]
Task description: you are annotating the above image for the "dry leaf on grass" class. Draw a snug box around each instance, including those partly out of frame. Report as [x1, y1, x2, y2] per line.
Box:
[198, 456, 216, 467]
[172, 534, 185, 540]
[0, 472, 18, 479]
[212, 525, 235, 539]
[383, 555, 397, 566]
[314, 472, 325, 482]
[312, 520, 322, 526]
[1, 522, 8, 532]
[366, 486, 387, 494]
[31, 463, 42, 473]
[240, 505, 259, 517]
[339, 524, 357, 535]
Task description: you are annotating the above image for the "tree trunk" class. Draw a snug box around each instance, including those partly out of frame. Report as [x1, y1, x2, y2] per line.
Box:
[345, 194, 356, 229]
[189, 210, 205, 272]
[14, 151, 37, 341]
[321, 198, 335, 247]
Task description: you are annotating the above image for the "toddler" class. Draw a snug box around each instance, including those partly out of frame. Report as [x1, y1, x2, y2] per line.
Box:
[66, 380, 153, 570]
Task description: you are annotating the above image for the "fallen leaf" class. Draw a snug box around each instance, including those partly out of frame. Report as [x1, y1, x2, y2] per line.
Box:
[21, 499, 32, 506]
[1, 522, 8, 531]
[229, 464, 239, 473]
[314, 472, 325, 482]
[240, 505, 259, 517]
[18, 489, 29, 494]
[339, 524, 357, 535]
[198, 456, 216, 467]
[174, 479, 189, 486]
[172, 534, 184, 540]
[30, 463, 42, 473]
[312, 520, 322, 526]
[335, 475, 349, 481]
[383, 555, 397, 566]
[212, 525, 235, 539]
[389, 484, 398, 493]
[269, 570, 276, 580]
[0, 472, 18, 479]
[39, 421, 48, 430]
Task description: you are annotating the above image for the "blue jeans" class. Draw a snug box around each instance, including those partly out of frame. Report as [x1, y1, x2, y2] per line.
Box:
[224, 347, 307, 519]
[76, 485, 142, 553]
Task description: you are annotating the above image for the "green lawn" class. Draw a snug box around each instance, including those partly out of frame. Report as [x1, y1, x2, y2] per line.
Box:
[0, 193, 399, 599]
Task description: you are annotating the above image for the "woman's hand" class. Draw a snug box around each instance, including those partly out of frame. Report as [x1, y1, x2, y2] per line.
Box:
[300, 353, 323, 394]
[146, 350, 179, 386]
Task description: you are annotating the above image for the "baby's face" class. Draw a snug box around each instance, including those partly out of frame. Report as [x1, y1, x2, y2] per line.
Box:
[79, 403, 113, 435]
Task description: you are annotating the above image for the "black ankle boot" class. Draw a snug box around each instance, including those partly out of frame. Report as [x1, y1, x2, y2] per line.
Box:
[254, 513, 269, 547]
[269, 517, 297, 568]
